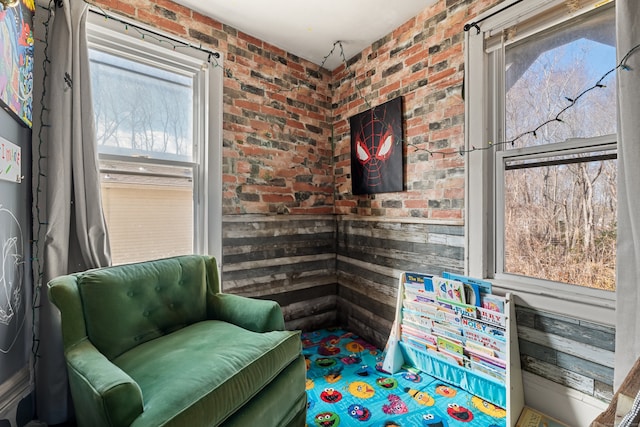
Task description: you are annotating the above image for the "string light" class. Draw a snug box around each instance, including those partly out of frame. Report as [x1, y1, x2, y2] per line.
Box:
[31, 0, 57, 376]
[336, 41, 375, 111]
[409, 42, 640, 159]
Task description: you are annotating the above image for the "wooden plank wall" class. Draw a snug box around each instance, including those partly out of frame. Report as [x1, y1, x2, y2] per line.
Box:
[335, 217, 465, 349]
[221, 214, 615, 403]
[221, 215, 338, 331]
[516, 306, 615, 402]
[334, 216, 614, 402]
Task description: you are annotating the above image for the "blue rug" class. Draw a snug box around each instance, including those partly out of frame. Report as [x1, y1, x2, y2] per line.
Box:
[303, 328, 507, 427]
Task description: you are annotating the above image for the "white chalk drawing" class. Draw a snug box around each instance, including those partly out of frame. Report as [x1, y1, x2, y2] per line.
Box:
[0, 205, 26, 354]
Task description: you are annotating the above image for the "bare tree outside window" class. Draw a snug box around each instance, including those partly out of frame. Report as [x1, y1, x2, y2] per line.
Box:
[90, 49, 193, 161]
[89, 48, 197, 265]
[502, 8, 616, 291]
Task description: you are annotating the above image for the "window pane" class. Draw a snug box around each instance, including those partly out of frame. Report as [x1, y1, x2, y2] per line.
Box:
[503, 153, 616, 290]
[505, 6, 616, 148]
[100, 161, 193, 265]
[89, 49, 194, 161]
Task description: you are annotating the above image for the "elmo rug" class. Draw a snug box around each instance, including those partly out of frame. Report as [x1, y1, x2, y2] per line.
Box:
[303, 328, 507, 427]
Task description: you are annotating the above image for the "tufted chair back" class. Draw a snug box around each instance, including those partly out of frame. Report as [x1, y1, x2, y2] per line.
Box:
[49, 255, 219, 360]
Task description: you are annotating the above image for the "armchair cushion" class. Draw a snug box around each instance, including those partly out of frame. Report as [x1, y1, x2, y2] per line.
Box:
[115, 321, 301, 427]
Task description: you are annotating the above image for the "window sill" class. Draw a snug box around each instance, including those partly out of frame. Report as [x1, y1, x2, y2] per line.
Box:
[488, 276, 615, 327]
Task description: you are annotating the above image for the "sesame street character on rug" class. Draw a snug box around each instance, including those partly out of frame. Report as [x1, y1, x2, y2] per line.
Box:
[403, 371, 422, 383]
[314, 412, 340, 427]
[422, 412, 449, 427]
[447, 403, 474, 422]
[405, 387, 435, 406]
[376, 377, 399, 390]
[355, 365, 374, 377]
[320, 388, 342, 403]
[348, 381, 376, 399]
[382, 394, 408, 414]
[435, 384, 457, 398]
[347, 404, 372, 422]
[471, 396, 507, 418]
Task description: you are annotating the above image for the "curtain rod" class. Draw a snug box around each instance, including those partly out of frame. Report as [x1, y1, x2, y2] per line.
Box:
[464, 0, 525, 34]
[88, 6, 221, 60]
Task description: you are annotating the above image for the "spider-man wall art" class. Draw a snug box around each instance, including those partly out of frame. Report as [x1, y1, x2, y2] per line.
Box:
[350, 97, 404, 195]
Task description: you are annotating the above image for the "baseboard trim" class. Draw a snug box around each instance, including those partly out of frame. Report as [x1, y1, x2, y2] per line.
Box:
[0, 366, 33, 419]
[522, 371, 609, 427]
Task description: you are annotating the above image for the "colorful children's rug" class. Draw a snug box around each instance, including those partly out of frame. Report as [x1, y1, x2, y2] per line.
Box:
[303, 328, 507, 427]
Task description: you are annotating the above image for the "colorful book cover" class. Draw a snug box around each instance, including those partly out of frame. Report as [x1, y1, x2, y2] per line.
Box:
[464, 340, 495, 357]
[460, 317, 506, 340]
[436, 335, 464, 355]
[477, 306, 507, 327]
[404, 272, 434, 292]
[463, 282, 481, 306]
[434, 277, 466, 304]
[463, 329, 507, 354]
[481, 294, 506, 313]
[442, 272, 493, 295]
[437, 347, 466, 366]
[466, 347, 506, 370]
[516, 407, 571, 427]
[469, 360, 506, 382]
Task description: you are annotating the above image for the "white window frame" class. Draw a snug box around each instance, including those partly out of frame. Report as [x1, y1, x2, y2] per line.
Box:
[465, 0, 616, 325]
[87, 10, 223, 272]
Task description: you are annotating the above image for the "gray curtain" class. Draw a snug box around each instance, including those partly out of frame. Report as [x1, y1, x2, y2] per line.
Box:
[32, 0, 111, 423]
[615, 0, 640, 389]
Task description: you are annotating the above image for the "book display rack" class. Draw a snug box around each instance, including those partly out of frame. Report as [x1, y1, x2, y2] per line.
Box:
[383, 271, 525, 426]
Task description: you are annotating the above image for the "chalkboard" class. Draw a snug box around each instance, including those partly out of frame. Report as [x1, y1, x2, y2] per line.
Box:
[0, 108, 32, 387]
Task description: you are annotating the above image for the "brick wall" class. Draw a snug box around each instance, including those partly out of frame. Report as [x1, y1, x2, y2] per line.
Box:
[92, 0, 501, 219]
[331, 0, 498, 219]
[94, 0, 334, 216]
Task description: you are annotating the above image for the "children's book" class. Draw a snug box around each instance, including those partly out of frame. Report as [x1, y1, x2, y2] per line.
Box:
[404, 272, 434, 292]
[434, 276, 466, 304]
[481, 294, 506, 313]
[516, 407, 570, 427]
[478, 306, 507, 327]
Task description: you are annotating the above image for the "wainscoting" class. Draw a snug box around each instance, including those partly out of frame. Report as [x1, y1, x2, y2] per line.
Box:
[222, 215, 338, 331]
[221, 214, 614, 415]
[335, 216, 464, 349]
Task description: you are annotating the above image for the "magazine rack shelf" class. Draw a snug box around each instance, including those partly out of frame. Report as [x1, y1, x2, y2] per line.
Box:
[383, 271, 524, 427]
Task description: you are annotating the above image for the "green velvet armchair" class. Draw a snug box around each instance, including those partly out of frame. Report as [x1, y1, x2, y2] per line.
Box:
[47, 255, 307, 427]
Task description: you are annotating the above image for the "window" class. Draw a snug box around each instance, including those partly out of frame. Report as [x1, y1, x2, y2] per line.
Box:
[87, 12, 223, 266]
[465, 0, 616, 320]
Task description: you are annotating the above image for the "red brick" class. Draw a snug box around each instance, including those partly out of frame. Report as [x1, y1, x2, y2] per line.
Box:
[191, 11, 222, 29]
[238, 32, 263, 47]
[154, 0, 192, 18]
[137, 10, 186, 36]
[262, 194, 294, 203]
[431, 209, 463, 220]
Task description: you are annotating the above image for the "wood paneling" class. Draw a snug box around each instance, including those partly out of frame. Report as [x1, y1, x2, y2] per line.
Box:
[517, 306, 615, 401]
[222, 214, 615, 403]
[222, 215, 338, 331]
[336, 217, 464, 349]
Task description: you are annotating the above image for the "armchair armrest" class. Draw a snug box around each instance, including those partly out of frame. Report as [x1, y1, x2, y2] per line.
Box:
[208, 293, 285, 332]
[65, 339, 143, 427]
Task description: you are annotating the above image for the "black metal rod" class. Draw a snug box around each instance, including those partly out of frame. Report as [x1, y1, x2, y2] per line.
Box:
[464, 0, 526, 34]
[88, 7, 221, 59]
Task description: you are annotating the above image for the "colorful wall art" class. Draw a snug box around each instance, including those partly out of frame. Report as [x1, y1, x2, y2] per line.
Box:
[350, 97, 404, 195]
[0, 0, 35, 128]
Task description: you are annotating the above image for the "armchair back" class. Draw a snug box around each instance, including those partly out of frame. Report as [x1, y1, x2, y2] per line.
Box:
[50, 255, 220, 359]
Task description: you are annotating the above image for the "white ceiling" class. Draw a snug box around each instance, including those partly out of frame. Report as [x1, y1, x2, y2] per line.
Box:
[172, 0, 437, 70]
